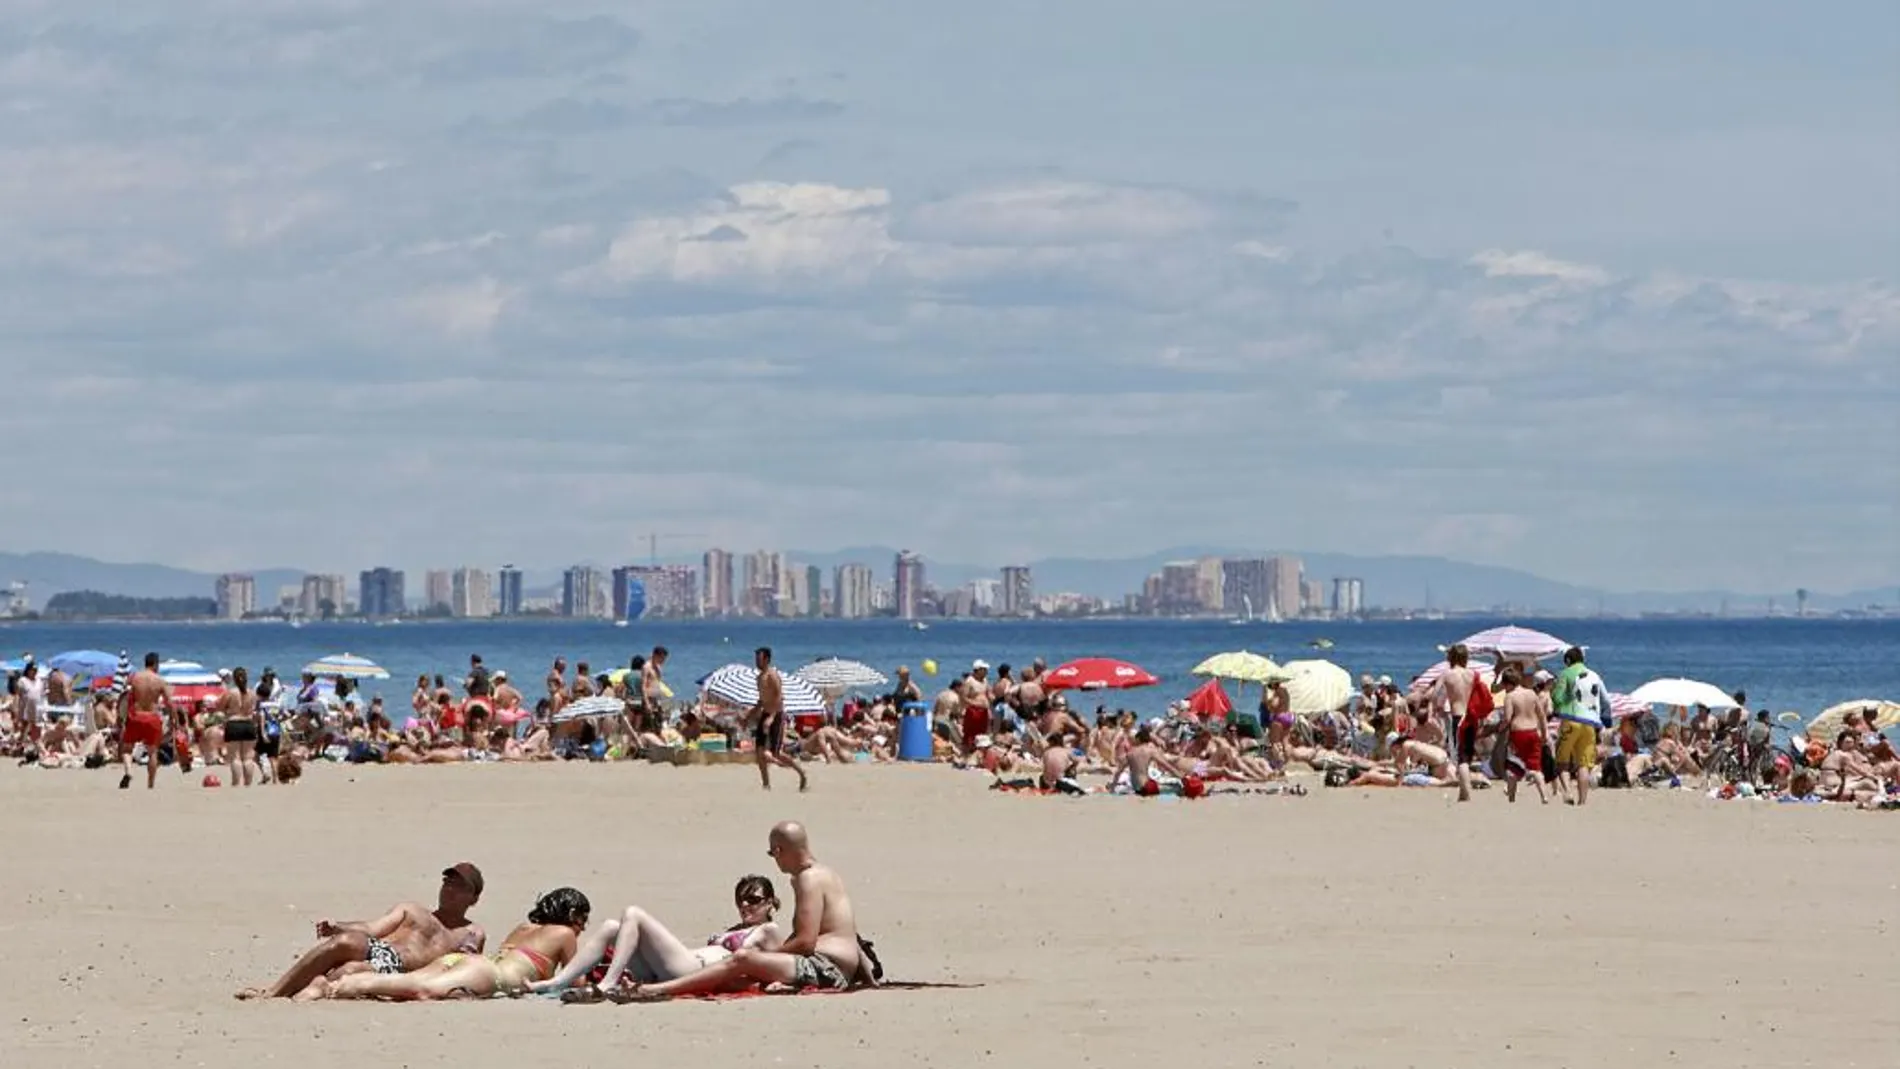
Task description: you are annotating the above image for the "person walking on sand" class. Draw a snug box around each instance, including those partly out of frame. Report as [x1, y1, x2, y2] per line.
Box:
[120, 652, 171, 790]
[1435, 644, 1482, 802]
[1499, 666, 1549, 804]
[1551, 646, 1606, 806]
[748, 647, 807, 792]
[617, 822, 867, 999]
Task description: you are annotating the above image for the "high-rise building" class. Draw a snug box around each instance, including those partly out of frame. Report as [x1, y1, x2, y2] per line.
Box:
[894, 550, 925, 620]
[298, 573, 346, 618]
[833, 563, 874, 619]
[497, 566, 524, 616]
[358, 567, 405, 618]
[1267, 556, 1303, 620]
[702, 549, 735, 616]
[1157, 561, 1200, 614]
[743, 551, 786, 617]
[967, 578, 1001, 616]
[784, 566, 810, 618]
[451, 567, 492, 618]
[423, 570, 453, 613]
[805, 565, 823, 619]
[1301, 578, 1326, 617]
[562, 565, 607, 618]
[1221, 558, 1270, 618]
[1332, 577, 1364, 617]
[1000, 566, 1034, 617]
[1194, 557, 1225, 613]
[214, 573, 255, 620]
[612, 565, 699, 619]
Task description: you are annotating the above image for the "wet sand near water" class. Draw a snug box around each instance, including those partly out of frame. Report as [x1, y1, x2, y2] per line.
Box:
[3, 762, 1894, 1068]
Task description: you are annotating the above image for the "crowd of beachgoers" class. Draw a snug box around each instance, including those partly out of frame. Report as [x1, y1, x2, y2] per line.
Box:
[2, 628, 1895, 808]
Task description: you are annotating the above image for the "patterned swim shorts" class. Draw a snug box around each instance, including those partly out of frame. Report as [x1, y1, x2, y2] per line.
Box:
[366, 937, 404, 975]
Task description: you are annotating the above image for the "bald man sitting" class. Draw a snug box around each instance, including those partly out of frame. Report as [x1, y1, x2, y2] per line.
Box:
[615, 821, 870, 999]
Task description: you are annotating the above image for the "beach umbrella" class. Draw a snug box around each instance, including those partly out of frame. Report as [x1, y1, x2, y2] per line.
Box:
[47, 649, 119, 679]
[0, 658, 25, 673]
[302, 653, 391, 680]
[1276, 659, 1354, 715]
[112, 652, 129, 696]
[1190, 651, 1282, 683]
[1042, 657, 1160, 691]
[604, 667, 676, 699]
[1186, 678, 1233, 718]
[157, 660, 222, 686]
[1607, 693, 1649, 720]
[795, 657, 888, 695]
[1807, 699, 1900, 740]
[698, 663, 827, 715]
[1625, 678, 1739, 710]
[549, 695, 626, 724]
[1406, 659, 1499, 699]
[1448, 625, 1572, 660]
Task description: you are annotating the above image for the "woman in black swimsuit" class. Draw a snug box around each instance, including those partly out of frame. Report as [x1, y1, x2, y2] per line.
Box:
[220, 667, 262, 787]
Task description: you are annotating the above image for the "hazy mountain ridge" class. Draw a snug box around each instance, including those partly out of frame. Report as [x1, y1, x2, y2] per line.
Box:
[0, 548, 1887, 613]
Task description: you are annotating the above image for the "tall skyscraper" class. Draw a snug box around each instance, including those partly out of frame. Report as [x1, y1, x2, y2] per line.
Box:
[833, 563, 874, 619]
[451, 567, 492, 618]
[298, 574, 346, 618]
[702, 549, 734, 616]
[1194, 557, 1225, 613]
[1157, 561, 1200, 614]
[214, 573, 255, 620]
[423, 570, 453, 613]
[562, 565, 606, 618]
[805, 565, 823, 618]
[497, 565, 524, 616]
[358, 567, 405, 618]
[893, 550, 925, 620]
[1332, 577, 1364, 616]
[1221, 558, 1270, 618]
[1000, 566, 1034, 617]
[743, 550, 785, 616]
[1301, 578, 1325, 617]
[1267, 556, 1303, 620]
[613, 565, 700, 619]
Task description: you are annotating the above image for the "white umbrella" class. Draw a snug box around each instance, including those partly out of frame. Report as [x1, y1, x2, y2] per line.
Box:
[794, 657, 888, 695]
[1276, 659, 1354, 715]
[699, 663, 826, 715]
[157, 660, 222, 686]
[1626, 678, 1739, 710]
[550, 695, 625, 724]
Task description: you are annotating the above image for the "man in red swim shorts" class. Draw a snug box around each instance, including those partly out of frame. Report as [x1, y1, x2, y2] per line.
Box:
[1498, 666, 1549, 805]
[120, 651, 172, 790]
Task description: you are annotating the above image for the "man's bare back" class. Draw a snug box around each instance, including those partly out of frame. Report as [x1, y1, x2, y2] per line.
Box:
[1440, 666, 1475, 719]
[128, 669, 167, 715]
[1504, 687, 1544, 732]
[790, 862, 861, 978]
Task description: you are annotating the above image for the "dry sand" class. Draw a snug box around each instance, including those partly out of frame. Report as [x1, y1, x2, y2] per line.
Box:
[4, 762, 1895, 1069]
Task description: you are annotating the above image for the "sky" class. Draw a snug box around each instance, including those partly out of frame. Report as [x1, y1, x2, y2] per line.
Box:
[1, 0, 1895, 594]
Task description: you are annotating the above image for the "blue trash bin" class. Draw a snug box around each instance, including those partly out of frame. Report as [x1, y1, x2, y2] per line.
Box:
[897, 701, 933, 761]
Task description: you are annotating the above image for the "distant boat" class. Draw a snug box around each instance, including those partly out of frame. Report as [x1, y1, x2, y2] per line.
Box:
[910, 621, 929, 631]
[1230, 595, 1258, 625]
[1307, 638, 1335, 650]
[614, 620, 629, 628]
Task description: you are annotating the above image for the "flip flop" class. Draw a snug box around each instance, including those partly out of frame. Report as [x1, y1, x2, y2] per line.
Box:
[559, 985, 605, 1005]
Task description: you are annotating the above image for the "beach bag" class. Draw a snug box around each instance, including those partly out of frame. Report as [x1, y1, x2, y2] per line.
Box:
[1468, 679, 1494, 718]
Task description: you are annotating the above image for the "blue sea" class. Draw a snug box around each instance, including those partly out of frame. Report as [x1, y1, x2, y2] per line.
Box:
[4, 617, 1894, 724]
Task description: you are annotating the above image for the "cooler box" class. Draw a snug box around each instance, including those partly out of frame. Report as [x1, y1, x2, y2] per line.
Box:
[898, 702, 933, 762]
[698, 736, 728, 754]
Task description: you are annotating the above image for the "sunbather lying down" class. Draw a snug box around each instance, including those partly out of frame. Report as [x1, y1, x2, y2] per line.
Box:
[310, 888, 589, 1001]
[534, 874, 788, 1001]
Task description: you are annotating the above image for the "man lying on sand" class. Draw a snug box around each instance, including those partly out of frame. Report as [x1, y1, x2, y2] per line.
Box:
[236, 864, 487, 1000]
[311, 888, 587, 1001]
[613, 821, 872, 999]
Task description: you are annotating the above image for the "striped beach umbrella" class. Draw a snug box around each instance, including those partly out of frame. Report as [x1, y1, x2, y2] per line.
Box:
[302, 653, 391, 680]
[112, 652, 130, 696]
[698, 663, 826, 715]
[794, 657, 888, 695]
[1447, 625, 1572, 660]
[550, 695, 625, 724]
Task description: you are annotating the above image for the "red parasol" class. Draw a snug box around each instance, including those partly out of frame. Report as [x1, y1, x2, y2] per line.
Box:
[1042, 657, 1160, 691]
[1186, 678, 1233, 718]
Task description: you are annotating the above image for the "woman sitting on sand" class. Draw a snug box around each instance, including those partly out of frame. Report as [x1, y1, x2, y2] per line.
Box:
[535, 875, 785, 1001]
[313, 888, 589, 1001]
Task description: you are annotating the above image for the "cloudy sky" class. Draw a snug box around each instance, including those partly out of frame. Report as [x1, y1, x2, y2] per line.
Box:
[2, 0, 1894, 593]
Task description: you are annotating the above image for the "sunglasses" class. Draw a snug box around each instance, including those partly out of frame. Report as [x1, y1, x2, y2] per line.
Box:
[737, 894, 769, 907]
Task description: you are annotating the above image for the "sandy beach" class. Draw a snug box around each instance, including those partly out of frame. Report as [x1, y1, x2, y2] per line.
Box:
[5, 763, 1894, 1068]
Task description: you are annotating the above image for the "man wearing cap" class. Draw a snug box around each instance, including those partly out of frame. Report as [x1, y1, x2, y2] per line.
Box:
[959, 661, 991, 755]
[236, 864, 488, 1000]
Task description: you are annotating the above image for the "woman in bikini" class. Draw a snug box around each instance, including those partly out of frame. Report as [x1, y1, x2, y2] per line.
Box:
[220, 667, 262, 786]
[314, 888, 588, 1001]
[535, 875, 785, 1001]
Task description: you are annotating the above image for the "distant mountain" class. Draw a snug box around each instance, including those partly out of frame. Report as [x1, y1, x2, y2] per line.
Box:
[0, 548, 1889, 615]
[0, 552, 303, 610]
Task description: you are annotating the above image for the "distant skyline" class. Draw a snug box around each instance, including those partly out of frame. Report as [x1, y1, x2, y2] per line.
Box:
[0, 2, 1894, 592]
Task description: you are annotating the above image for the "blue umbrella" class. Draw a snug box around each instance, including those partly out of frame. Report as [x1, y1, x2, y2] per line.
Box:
[48, 649, 119, 679]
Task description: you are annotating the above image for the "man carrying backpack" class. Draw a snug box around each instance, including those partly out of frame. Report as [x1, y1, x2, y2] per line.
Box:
[1551, 646, 1607, 806]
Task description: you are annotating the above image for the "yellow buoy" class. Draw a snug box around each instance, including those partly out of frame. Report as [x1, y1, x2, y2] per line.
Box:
[922, 659, 938, 676]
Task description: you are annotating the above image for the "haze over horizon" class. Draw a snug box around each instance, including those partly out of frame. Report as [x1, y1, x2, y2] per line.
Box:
[2, 2, 1894, 593]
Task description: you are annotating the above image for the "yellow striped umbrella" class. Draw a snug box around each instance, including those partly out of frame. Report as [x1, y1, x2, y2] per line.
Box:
[1809, 699, 1900, 739]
